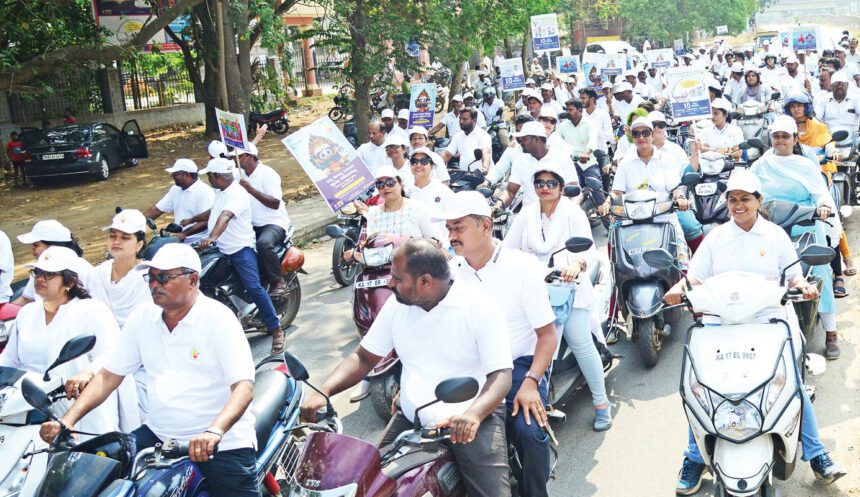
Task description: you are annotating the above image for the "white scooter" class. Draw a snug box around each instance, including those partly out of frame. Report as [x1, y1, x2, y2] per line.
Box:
[643, 244, 835, 497]
[0, 335, 96, 496]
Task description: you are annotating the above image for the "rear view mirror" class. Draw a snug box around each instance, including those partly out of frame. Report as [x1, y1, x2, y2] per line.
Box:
[473, 149, 483, 161]
[770, 92, 781, 100]
[565, 236, 593, 253]
[44, 335, 96, 381]
[563, 185, 582, 198]
[146, 218, 157, 231]
[324, 225, 345, 239]
[799, 244, 836, 267]
[747, 138, 764, 149]
[283, 351, 310, 381]
[165, 223, 183, 233]
[642, 248, 674, 270]
[831, 130, 849, 143]
[731, 112, 742, 120]
[434, 377, 479, 404]
[681, 172, 702, 187]
[22, 378, 56, 420]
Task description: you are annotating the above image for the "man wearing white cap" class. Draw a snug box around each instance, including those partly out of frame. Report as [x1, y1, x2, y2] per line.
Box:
[523, 88, 544, 120]
[780, 53, 811, 95]
[815, 71, 860, 131]
[723, 62, 745, 100]
[40, 243, 260, 497]
[144, 158, 215, 244]
[0, 230, 11, 303]
[356, 121, 388, 174]
[396, 108, 410, 131]
[499, 121, 577, 208]
[539, 82, 563, 116]
[428, 94, 486, 138]
[182, 157, 285, 353]
[610, 81, 643, 121]
[232, 142, 292, 296]
[207, 140, 241, 182]
[380, 108, 399, 138]
[479, 88, 504, 127]
[441, 108, 493, 173]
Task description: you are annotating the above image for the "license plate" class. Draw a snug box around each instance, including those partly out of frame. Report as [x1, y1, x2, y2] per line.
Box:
[337, 214, 355, 220]
[695, 183, 718, 196]
[41, 153, 64, 160]
[355, 277, 390, 289]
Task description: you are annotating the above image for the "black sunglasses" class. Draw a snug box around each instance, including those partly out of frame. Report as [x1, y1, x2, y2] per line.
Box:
[534, 178, 561, 189]
[410, 157, 433, 166]
[144, 271, 195, 285]
[653, 122, 668, 129]
[376, 178, 398, 189]
[631, 130, 653, 139]
[30, 268, 60, 280]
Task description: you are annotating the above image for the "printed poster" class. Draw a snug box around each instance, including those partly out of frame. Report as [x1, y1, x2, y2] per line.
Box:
[791, 27, 819, 51]
[531, 14, 560, 52]
[215, 108, 249, 152]
[407, 83, 436, 129]
[556, 56, 579, 74]
[716, 25, 728, 35]
[645, 49, 673, 69]
[281, 116, 376, 214]
[500, 58, 526, 91]
[779, 32, 791, 48]
[594, 54, 626, 77]
[666, 67, 712, 121]
[673, 39, 685, 57]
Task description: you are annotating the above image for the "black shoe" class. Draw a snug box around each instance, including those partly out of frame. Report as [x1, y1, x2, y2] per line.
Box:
[810, 453, 847, 485]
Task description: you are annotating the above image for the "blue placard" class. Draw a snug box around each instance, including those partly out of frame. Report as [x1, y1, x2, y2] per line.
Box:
[671, 99, 711, 120]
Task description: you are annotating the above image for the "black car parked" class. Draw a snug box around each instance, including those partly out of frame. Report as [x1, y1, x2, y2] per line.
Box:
[20, 120, 148, 183]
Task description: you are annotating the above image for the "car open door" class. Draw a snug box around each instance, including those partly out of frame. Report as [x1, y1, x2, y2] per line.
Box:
[121, 120, 148, 159]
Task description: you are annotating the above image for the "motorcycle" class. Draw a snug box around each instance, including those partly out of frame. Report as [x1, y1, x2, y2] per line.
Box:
[805, 130, 853, 208]
[830, 128, 860, 207]
[143, 220, 304, 332]
[19, 351, 305, 496]
[487, 109, 507, 163]
[248, 109, 290, 135]
[329, 187, 379, 287]
[642, 245, 836, 496]
[732, 93, 781, 162]
[328, 93, 354, 122]
[0, 302, 20, 354]
[448, 150, 486, 192]
[607, 172, 700, 367]
[324, 225, 407, 421]
[688, 151, 735, 236]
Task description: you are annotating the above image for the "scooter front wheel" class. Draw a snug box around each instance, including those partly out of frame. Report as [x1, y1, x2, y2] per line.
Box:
[332, 235, 359, 286]
[275, 274, 302, 329]
[369, 366, 401, 422]
[634, 318, 661, 368]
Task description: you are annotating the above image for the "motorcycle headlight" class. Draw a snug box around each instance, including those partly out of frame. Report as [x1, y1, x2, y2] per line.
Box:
[287, 483, 358, 497]
[339, 203, 357, 216]
[625, 200, 655, 220]
[0, 440, 33, 496]
[714, 400, 763, 442]
[699, 158, 725, 176]
[362, 245, 393, 267]
[764, 361, 787, 412]
[689, 368, 711, 413]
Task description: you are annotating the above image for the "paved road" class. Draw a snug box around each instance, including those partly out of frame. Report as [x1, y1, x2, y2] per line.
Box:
[248, 221, 860, 497]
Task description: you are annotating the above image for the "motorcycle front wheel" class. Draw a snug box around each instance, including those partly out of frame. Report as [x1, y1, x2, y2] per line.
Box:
[275, 273, 302, 329]
[435, 99, 445, 113]
[634, 317, 662, 368]
[328, 107, 345, 122]
[270, 118, 289, 135]
[332, 235, 359, 286]
[369, 365, 401, 422]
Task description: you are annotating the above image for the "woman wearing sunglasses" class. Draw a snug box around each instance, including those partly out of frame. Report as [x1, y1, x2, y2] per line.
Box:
[503, 163, 612, 430]
[354, 165, 439, 240]
[12, 219, 86, 306]
[407, 148, 455, 241]
[0, 246, 140, 435]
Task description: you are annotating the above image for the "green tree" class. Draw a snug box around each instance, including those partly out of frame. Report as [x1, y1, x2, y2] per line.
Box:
[619, 0, 757, 43]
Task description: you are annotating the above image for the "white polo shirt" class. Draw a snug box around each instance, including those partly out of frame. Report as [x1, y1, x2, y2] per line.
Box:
[155, 180, 215, 244]
[0, 230, 11, 303]
[450, 244, 556, 360]
[243, 163, 291, 232]
[815, 94, 860, 130]
[443, 110, 486, 137]
[361, 280, 512, 426]
[699, 123, 745, 151]
[612, 146, 682, 194]
[585, 106, 613, 153]
[445, 127, 494, 171]
[357, 142, 388, 174]
[107, 294, 256, 451]
[509, 148, 578, 206]
[208, 181, 256, 255]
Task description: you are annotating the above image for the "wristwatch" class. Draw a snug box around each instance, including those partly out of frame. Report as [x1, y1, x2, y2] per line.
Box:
[524, 371, 542, 385]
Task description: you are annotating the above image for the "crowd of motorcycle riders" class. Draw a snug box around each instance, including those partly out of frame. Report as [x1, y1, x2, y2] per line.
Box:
[2, 28, 860, 497]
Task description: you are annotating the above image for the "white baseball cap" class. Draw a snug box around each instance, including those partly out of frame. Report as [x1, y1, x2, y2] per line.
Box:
[451, 94, 464, 102]
[832, 71, 850, 84]
[785, 54, 799, 64]
[532, 162, 568, 183]
[541, 83, 554, 91]
[433, 191, 491, 220]
[526, 78, 536, 85]
[730, 62, 744, 73]
[136, 243, 202, 274]
[207, 140, 228, 158]
[397, 109, 410, 120]
[199, 157, 235, 175]
[407, 126, 428, 137]
[226, 142, 258, 157]
[623, 69, 637, 78]
[26, 246, 88, 275]
[612, 82, 633, 94]
[538, 107, 559, 120]
[165, 158, 198, 174]
[381, 108, 395, 119]
[711, 97, 733, 113]
[383, 134, 408, 148]
[770, 114, 798, 135]
[18, 220, 72, 244]
[726, 168, 761, 195]
[630, 117, 653, 130]
[513, 121, 547, 138]
[410, 147, 443, 168]
[374, 164, 402, 180]
[523, 88, 542, 101]
[647, 111, 667, 123]
[107, 209, 147, 234]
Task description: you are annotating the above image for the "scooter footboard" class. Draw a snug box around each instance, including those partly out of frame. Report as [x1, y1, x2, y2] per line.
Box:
[712, 436, 773, 496]
[625, 280, 665, 319]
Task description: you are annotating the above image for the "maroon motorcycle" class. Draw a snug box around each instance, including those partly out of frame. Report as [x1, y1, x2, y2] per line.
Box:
[283, 352, 478, 497]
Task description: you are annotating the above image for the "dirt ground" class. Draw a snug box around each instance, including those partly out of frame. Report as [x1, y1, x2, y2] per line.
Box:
[1, 96, 334, 280]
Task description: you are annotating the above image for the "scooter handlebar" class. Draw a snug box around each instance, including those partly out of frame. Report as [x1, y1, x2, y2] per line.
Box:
[161, 439, 219, 459]
[420, 427, 450, 439]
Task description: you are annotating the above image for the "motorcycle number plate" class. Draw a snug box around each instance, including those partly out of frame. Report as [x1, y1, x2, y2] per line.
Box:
[337, 214, 354, 220]
[355, 277, 391, 289]
[42, 153, 64, 160]
[695, 183, 718, 196]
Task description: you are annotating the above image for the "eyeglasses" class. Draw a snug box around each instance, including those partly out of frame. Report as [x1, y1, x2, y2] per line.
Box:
[653, 122, 668, 129]
[144, 271, 195, 285]
[410, 157, 433, 166]
[533, 178, 561, 189]
[376, 178, 398, 189]
[631, 130, 653, 139]
[31, 268, 60, 280]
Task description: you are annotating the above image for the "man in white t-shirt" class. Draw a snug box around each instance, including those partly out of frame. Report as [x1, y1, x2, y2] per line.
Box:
[301, 239, 513, 497]
[428, 94, 486, 137]
[443, 191, 557, 497]
[144, 158, 215, 244]
[0, 230, 11, 303]
[39, 244, 258, 497]
[441, 109, 493, 173]
[610, 81, 644, 121]
[356, 121, 388, 173]
[182, 158, 284, 352]
[232, 143, 292, 296]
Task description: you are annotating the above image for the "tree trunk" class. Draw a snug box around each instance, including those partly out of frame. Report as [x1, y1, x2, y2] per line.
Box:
[221, 0, 248, 115]
[349, 0, 370, 144]
[521, 27, 530, 78]
[450, 60, 465, 106]
[194, 0, 221, 136]
[238, 36, 253, 112]
[214, 0, 229, 109]
[503, 37, 513, 59]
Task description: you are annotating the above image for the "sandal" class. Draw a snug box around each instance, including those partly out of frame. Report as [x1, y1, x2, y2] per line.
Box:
[844, 256, 856, 276]
[271, 330, 286, 354]
[833, 277, 848, 298]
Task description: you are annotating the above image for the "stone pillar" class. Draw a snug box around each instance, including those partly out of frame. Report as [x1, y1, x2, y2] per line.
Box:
[300, 27, 322, 97]
[98, 66, 124, 115]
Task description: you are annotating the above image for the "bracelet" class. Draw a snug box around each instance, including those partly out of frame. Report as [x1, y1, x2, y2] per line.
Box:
[204, 428, 224, 438]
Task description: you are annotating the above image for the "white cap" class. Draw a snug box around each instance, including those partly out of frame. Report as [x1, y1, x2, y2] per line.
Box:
[397, 109, 410, 120]
[462, 93, 475, 101]
[532, 162, 567, 183]
[785, 54, 799, 64]
[226, 142, 258, 157]
[410, 147, 443, 168]
[538, 107, 559, 120]
[725, 168, 761, 195]
[743, 64, 760, 74]
[433, 191, 491, 220]
[526, 78, 536, 85]
[207, 140, 228, 158]
[136, 243, 202, 274]
[199, 157, 235, 175]
[381, 108, 395, 119]
[711, 97, 733, 113]
[835, 44, 847, 52]
[623, 69, 637, 78]
[17, 220, 72, 244]
[832, 71, 850, 84]
[165, 158, 198, 174]
[730, 62, 744, 72]
[374, 164, 401, 180]
[452, 94, 464, 102]
[630, 117, 653, 130]
[523, 88, 542, 101]
[763, 39, 771, 46]
[383, 134, 408, 148]
[769, 114, 798, 135]
[512, 121, 547, 138]
[107, 209, 147, 234]
[612, 82, 633, 94]
[647, 110, 667, 123]
[26, 246, 87, 275]
[407, 126, 428, 137]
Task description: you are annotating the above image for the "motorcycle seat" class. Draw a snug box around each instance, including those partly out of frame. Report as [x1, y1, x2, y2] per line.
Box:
[379, 441, 449, 479]
[258, 109, 284, 121]
[251, 369, 292, 454]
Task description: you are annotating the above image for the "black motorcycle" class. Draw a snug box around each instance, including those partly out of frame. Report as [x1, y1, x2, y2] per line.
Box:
[248, 109, 290, 135]
[329, 187, 377, 286]
[688, 151, 734, 236]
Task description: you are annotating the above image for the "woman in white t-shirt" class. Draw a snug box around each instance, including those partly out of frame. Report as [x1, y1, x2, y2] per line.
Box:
[406, 148, 455, 244]
[503, 164, 612, 431]
[355, 165, 439, 240]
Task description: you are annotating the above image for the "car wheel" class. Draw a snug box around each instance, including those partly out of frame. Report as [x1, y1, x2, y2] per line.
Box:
[95, 157, 110, 181]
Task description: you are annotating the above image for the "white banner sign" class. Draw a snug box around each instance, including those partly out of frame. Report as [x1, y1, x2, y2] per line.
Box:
[531, 14, 560, 52]
[666, 67, 712, 121]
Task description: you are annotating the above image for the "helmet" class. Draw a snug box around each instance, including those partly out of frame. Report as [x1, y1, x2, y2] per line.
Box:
[482, 87, 495, 98]
[783, 93, 813, 117]
[281, 246, 305, 273]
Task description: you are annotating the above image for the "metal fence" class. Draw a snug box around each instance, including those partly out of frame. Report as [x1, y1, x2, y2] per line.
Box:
[288, 42, 349, 95]
[119, 59, 196, 111]
[7, 68, 104, 124]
